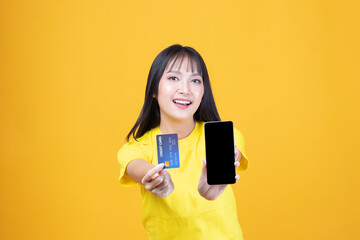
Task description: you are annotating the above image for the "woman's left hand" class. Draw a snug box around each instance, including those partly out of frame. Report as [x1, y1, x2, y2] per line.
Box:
[197, 145, 241, 200]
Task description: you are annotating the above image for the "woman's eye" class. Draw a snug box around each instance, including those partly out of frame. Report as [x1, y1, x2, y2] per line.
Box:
[169, 76, 179, 81]
[192, 79, 202, 84]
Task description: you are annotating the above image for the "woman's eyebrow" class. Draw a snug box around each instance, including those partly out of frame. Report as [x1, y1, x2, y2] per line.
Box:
[166, 70, 181, 74]
[166, 70, 202, 77]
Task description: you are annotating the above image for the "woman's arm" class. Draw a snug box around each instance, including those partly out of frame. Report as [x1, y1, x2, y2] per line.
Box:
[126, 159, 175, 198]
[126, 159, 159, 183]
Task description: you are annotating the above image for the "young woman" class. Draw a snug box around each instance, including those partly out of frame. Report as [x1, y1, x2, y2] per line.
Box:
[117, 44, 249, 240]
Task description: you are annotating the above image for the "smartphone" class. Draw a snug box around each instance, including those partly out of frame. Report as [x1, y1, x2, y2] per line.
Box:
[204, 121, 236, 185]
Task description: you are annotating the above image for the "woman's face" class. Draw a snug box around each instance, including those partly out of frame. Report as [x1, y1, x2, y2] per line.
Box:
[156, 56, 204, 123]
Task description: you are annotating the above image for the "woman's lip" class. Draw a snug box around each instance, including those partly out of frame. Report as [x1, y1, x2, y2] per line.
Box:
[173, 98, 192, 102]
[172, 98, 192, 109]
[174, 102, 190, 109]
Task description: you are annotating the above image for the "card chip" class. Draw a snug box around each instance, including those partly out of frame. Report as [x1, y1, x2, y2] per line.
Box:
[165, 161, 170, 166]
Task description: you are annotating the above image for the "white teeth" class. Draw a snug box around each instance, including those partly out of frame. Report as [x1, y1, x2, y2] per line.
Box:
[173, 100, 191, 105]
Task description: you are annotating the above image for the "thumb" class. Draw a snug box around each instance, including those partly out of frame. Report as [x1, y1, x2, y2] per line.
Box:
[201, 157, 207, 176]
[198, 158, 209, 192]
[142, 163, 165, 184]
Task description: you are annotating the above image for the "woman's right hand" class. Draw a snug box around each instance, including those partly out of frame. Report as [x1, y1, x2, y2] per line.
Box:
[141, 163, 174, 198]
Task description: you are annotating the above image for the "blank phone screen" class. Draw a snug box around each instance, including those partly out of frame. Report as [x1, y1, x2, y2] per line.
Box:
[204, 121, 236, 185]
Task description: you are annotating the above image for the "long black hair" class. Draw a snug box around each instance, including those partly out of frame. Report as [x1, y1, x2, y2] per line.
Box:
[126, 44, 221, 141]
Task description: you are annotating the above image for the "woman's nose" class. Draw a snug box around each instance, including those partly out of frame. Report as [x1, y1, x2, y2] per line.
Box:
[178, 80, 190, 94]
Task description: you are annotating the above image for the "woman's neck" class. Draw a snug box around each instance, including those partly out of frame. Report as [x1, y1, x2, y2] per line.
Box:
[159, 119, 196, 140]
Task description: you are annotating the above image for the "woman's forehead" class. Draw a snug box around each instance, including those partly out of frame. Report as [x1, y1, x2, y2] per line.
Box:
[165, 54, 201, 74]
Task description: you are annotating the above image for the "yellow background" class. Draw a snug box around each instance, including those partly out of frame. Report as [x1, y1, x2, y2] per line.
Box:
[1, 0, 359, 239]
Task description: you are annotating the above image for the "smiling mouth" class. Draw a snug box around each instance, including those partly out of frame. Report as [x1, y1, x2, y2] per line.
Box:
[173, 99, 192, 106]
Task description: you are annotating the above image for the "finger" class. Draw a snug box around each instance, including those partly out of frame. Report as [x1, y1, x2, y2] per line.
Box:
[159, 188, 172, 198]
[158, 169, 168, 177]
[142, 163, 165, 184]
[234, 148, 241, 162]
[235, 145, 242, 160]
[155, 188, 169, 198]
[153, 175, 168, 190]
[235, 174, 240, 180]
[157, 180, 174, 198]
[151, 181, 167, 196]
[199, 158, 207, 184]
[201, 157, 207, 175]
[234, 161, 240, 168]
[145, 176, 164, 191]
[151, 188, 160, 195]
[158, 184, 168, 194]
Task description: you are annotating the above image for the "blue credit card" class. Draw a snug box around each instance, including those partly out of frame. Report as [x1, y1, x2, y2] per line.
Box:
[156, 134, 180, 169]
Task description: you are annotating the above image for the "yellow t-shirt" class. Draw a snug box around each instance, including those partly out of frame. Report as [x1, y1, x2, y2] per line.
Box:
[117, 121, 249, 240]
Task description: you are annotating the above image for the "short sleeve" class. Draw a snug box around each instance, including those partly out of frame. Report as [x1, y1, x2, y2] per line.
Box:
[234, 128, 249, 171]
[117, 139, 150, 187]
